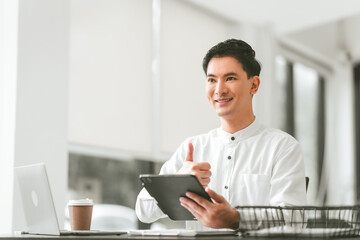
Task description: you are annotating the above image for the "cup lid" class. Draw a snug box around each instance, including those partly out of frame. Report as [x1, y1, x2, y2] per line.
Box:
[68, 198, 93, 206]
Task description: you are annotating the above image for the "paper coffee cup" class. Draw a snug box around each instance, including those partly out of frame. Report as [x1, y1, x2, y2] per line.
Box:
[68, 198, 93, 230]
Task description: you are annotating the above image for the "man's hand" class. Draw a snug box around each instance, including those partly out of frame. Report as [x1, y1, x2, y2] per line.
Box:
[177, 143, 211, 188]
[179, 187, 240, 230]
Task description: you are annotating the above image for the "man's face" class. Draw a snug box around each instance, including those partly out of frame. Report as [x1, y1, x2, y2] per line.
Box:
[206, 56, 259, 120]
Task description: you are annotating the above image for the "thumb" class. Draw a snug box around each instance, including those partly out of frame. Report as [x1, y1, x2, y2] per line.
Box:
[206, 187, 225, 203]
[185, 142, 194, 162]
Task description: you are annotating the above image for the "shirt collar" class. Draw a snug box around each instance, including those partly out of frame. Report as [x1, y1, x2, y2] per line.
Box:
[217, 117, 262, 143]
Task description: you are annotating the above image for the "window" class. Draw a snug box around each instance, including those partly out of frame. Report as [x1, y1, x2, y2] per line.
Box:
[275, 56, 326, 204]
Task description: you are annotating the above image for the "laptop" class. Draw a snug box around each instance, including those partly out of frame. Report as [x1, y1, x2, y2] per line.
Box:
[15, 163, 126, 236]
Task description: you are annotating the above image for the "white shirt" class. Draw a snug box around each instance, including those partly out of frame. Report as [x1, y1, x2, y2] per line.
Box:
[135, 118, 307, 227]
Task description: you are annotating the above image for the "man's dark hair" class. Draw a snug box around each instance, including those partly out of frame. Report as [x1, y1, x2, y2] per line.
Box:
[202, 39, 261, 78]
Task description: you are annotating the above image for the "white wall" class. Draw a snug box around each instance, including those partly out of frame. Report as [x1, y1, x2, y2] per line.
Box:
[68, 0, 153, 155]
[1, 0, 70, 233]
[288, 22, 339, 62]
[187, 0, 360, 35]
[288, 13, 360, 63]
[160, 0, 229, 153]
[68, 0, 241, 157]
[0, 0, 18, 234]
[343, 14, 360, 62]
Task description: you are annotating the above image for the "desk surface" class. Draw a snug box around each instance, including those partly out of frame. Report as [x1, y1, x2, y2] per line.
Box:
[0, 234, 239, 240]
[1, 234, 359, 240]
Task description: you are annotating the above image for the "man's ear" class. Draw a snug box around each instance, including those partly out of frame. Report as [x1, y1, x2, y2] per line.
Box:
[250, 76, 260, 95]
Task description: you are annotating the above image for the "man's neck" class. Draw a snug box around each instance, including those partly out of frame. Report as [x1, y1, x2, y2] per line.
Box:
[220, 115, 256, 134]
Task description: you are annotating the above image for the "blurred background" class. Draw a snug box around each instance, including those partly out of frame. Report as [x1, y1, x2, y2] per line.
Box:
[1, 0, 360, 233]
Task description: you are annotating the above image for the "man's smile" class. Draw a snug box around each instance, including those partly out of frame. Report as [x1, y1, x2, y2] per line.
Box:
[215, 98, 233, 103]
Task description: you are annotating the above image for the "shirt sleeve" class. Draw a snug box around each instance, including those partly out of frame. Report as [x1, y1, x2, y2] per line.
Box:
[135, 139, 189, 223]
[269, 139, 307, 207]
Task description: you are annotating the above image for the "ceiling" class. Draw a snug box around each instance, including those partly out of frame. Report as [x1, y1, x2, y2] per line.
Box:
[186, 0, 360, 33]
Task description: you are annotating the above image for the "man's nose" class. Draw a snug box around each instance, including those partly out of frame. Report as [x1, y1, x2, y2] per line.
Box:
[215, 81, 227, 96]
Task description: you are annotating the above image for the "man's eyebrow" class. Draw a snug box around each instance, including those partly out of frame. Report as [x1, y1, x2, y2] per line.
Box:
[207, 72, 239, 78]
[224, 72, 238, 77]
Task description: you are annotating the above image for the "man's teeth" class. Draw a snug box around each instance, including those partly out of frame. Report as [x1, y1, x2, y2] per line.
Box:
[217, 98, 232, 103]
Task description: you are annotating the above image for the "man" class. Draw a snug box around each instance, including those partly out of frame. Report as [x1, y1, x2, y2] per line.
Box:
[135, 39, 307, 230]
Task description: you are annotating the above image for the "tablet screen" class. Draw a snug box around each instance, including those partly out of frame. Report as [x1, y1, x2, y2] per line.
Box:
[139, 174, 211, 220]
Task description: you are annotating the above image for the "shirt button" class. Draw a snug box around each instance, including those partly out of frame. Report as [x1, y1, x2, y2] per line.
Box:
[231, 137, 235, 141]
[224, 186, 228, 189]
[228, 156, 231, 160]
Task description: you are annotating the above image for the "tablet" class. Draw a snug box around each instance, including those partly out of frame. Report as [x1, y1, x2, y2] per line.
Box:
[139, 174, 212, 220]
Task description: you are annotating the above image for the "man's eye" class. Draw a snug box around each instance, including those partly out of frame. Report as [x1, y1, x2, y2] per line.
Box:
[208, 78, 215, 83]
[227, 77, 236, 81]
